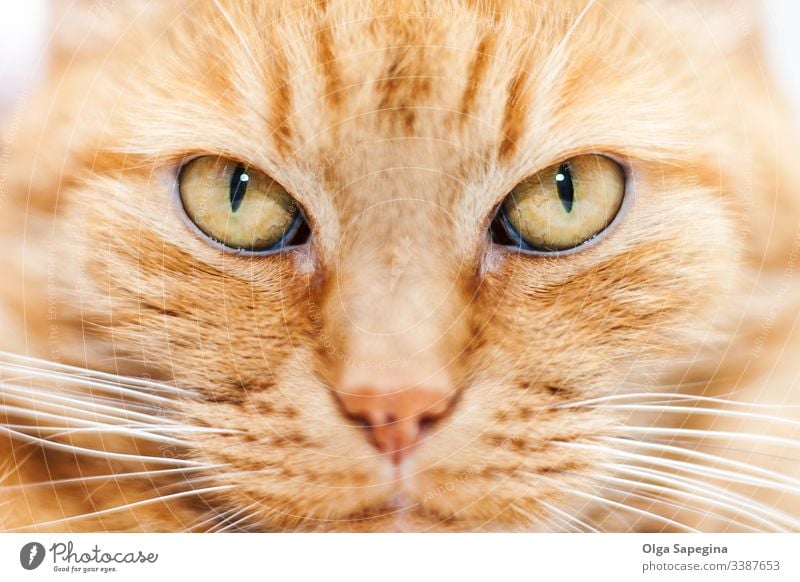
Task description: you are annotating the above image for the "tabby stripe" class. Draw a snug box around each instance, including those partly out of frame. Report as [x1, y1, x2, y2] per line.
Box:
[499, 69, 530, 160]
[316, 24, 343, 109]
[269, 51, 294, 157]
[459, 35, 494, 118]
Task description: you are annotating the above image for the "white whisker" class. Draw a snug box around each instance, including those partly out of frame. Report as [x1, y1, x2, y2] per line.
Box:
[556, 440, 800, 495]
[649, 437, 800, 464]
[601, 463, 800, 530]
[510, 501, 574, 532]
[0, 425, 207, 466]
[605, 437, 800, 488]
[0, 377, 163, 414]
[10, 485, 235, 531]
[593, 404, 800, 428]
[598, 473, 781, 532]
[0, 362, 185, 407]
[0, 352, 191, 395]
[537, 499, 598, 533]
[566, 487, 698, 532]
[4, 422, 238, 437]
[2, 423, 191, 447]
[541, 511, 581, 532]
[1, 383, 178, 426]
[542, 0, 598, 72]
[0, 466, 221, 491]
[184, 507, 236, 533]
[1, 406, 171, 442]
[211, 0, 260, 73]
[621, 426, 800, 451]
[209, 502, 261, 533]
[517, 470, 698, 532]
[599, 484, 761, 533]
[166, 468, 279, 493]
[557, 392, 800, 410]
[552, 392, 800, 409]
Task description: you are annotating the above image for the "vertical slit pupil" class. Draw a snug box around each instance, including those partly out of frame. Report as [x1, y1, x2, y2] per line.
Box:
[555, 162, 574, 213]
[230, 164, 249, 212]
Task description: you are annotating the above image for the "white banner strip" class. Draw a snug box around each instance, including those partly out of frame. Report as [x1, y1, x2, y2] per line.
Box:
[1, 533, 798, 582]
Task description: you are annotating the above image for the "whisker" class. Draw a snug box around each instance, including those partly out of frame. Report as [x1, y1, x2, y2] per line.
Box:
[598, 483, 761, 533]
[0, 425, 207, 466]
[648, 437, 800, 464]
[184, 507, 236, 533]
[164, 468, 279, 493]
[517, 470, 698, 532]
[557, 392, 800, 410]
[605, 437, 800, 488]
[537, 499, 598, 533]
[597, 473, 781, 532]
[1, 383, 179, 426]
[0, 466, 222, 491]
[2, 423, 191, 447]
[0, 378, 164, 415]
[9, 485, 235, 531]
[0, 402, 235, 447]
[556, 441, 800, 495]
[209, 502, 261, 533]
[1, 401, 142, 428]
[540, 0, 599, 76]
[601, 463, 800, 530]
[5, 424, 234, 436]
[0, 352, 191, 395]
[541, 512, 581, 533]
[510, 501, 575, 533]
[0, 362, 186, 407]
[564, 487, 699, 532]
[592, 404, 800, 428]
[621, 427, 800, 451]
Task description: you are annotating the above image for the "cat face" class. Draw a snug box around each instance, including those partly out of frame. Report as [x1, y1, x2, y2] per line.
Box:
[43, 0, 786, 530]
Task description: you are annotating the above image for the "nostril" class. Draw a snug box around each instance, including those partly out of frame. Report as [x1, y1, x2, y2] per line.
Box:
[418, 415, 436, 433]
[351, 413, 372, 429]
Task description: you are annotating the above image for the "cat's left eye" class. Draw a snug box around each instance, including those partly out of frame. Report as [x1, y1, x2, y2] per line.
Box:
[178, 156, 308, 252]
[492, 154, 625, 253]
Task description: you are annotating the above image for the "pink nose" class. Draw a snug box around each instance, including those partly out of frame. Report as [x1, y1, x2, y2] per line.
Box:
[336, 383, 454, 463]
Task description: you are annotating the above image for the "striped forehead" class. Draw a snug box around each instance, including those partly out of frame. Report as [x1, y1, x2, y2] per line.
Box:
[186, 1, 604, 163]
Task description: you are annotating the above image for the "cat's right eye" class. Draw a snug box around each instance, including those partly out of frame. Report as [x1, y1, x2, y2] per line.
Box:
[179, 156, 308, 252]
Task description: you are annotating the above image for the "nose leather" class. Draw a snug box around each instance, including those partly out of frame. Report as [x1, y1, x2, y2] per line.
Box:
[336, 377, 454, 463]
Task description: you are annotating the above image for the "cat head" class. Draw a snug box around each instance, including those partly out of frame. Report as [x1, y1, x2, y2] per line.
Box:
[17, 0, 798, 530]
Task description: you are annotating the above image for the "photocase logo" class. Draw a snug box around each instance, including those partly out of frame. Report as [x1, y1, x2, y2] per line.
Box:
[19, 542, 46, 570]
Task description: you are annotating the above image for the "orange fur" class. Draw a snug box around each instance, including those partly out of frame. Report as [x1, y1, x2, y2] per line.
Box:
[1, 0, 799, 532]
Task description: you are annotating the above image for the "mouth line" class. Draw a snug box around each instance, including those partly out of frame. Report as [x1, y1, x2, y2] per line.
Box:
[339, 493, 421, 524]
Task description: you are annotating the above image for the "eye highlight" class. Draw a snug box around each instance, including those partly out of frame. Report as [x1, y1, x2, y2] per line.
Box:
[493, 154, 625, 252]
[178, 156, 307, 252]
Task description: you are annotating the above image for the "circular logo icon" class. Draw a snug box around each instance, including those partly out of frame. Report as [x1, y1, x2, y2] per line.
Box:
[19, 542, 46, 570]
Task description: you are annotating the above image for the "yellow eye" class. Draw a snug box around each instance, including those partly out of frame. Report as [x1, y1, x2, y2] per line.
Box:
[497, 154, 625, 252]
[179, 156, 305, 252]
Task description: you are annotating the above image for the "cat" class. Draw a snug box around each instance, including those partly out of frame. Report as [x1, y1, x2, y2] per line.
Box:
[1, 0, 799, 532]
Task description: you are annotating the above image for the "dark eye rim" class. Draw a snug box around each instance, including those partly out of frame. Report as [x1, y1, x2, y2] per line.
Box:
[175, 155, 311, 256]
[489, 154, 632, 257]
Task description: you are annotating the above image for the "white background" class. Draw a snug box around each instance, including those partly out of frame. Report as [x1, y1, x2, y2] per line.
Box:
[763, 0, 800, 127]
[1, 1, 800, 119]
